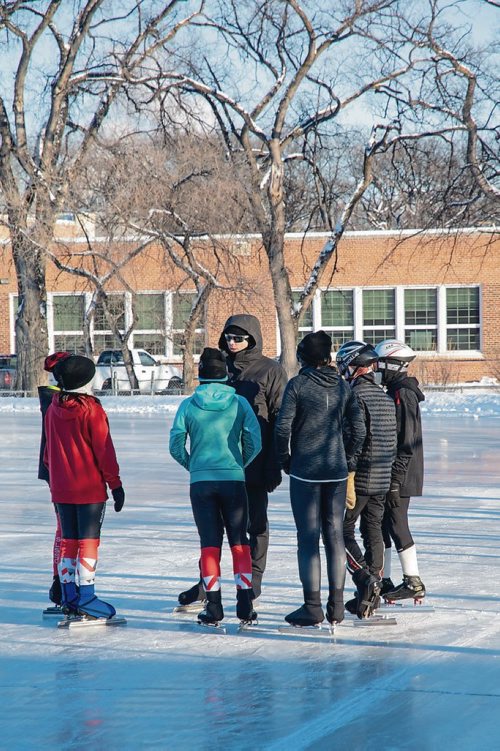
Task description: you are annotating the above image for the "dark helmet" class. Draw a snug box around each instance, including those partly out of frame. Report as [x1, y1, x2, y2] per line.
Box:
[336, 340, 378, 379]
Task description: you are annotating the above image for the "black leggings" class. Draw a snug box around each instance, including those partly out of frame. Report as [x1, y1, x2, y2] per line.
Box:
[55, 502, 106, 540]
[344, 494, 386, 577]
[190, 481, 249, 548]
[289, 477, 346, 595]
[382, 496, 414, 552]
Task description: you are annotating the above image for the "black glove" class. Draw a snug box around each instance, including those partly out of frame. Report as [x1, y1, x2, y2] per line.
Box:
[112, 486, 125, 512]
[265, 467, 282, 493]
[281, 456, 291, 476]
[387, 482, 401, 509]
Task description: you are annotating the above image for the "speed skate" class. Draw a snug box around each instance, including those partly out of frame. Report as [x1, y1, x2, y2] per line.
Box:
[57, 614, 127, 629]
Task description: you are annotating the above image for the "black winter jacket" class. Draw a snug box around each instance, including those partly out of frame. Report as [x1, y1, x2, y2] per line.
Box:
[218, 314, 287, 486]
[349, 374, 397, 496]
[37, 385, 60, 483]
[274, 366, 366, 482]
[386, 375, 425, 497]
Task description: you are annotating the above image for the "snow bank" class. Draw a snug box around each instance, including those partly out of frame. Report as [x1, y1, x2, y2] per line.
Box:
[1, 391, 500, 417]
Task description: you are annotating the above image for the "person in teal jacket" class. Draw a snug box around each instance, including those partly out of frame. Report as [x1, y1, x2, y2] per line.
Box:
[169, 347, 262, 626]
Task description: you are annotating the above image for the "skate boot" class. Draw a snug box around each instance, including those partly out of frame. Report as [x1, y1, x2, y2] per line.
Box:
[380, 577, 395, 597]
[61, 582, 79, 615]
[49, 575, 62, 606]
[344, 597, 358, 615]
[198, 590, 224, 626]
[178, 580, 205, 607]
[236, 588, 257, 623]
[77, 584, 116, 619]
[285, 591, 324, 627]
[326, 589, 344, 625]
[384, 575, 426, 603]
[353, 569, 381, 619]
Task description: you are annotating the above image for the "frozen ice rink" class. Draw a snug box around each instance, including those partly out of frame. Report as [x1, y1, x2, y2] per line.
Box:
[1, 394, 499, 751]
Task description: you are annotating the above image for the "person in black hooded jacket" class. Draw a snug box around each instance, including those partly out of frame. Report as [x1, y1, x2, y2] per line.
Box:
[274, 331, 366, 628]
[177, 313, 287, 607]
[374, 339, 426, 603]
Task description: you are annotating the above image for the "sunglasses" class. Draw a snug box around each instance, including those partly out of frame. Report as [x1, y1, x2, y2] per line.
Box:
[224, 333, 249, 343]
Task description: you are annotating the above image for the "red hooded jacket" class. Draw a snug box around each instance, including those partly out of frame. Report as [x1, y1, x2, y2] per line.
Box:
[43, 393, 121, 504]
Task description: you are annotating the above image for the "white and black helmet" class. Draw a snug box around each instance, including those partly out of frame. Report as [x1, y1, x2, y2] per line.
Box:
[336, 340, 378, 378]
[374, 339, 416, 379]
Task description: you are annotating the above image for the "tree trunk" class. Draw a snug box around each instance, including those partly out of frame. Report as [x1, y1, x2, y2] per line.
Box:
[182, 320, 198, 394]
[11, 229, 48, 392]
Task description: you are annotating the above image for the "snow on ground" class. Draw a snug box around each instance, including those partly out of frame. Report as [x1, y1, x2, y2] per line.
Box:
[1, 393, 500, 750]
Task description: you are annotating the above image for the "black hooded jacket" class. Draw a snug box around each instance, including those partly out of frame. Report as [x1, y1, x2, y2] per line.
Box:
[386, 375, 425, 497]
[349, 373, 397, 496]
[274, 365, 366, 482]
[218, 314, 288, 485]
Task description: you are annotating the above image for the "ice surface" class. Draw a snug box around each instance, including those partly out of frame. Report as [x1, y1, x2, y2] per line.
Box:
[1, 395, 500, 750]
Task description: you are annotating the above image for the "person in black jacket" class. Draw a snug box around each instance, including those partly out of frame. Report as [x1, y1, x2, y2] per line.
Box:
[275, 331, 366, 627]
[336, 341, 397, 619]
[177, 314, 287, 607]
[375, 339, 426, 602]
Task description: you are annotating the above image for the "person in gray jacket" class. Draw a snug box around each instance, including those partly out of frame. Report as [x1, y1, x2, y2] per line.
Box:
[275, 331, 366, 628]
[336, 341, 397, 619]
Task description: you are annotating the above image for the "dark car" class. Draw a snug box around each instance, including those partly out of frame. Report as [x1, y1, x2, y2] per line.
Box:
[0, 354, 17, 390]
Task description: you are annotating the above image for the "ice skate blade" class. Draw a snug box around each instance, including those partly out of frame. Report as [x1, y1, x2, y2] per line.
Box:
[279, 624, 323, 633]
[57, 614, 127, 629]
[352, 616, 397, 627]
[172, 601, 206, 614]
[238, 618, 259, 631]
[381, 602, 434, 613]
[42, 605, 64, 618]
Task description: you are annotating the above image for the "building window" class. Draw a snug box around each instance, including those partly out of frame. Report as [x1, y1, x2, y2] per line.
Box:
[404, 288, 437, 351]
[446, 287, 480, 351]
[52, 295, 86, 353]
[93, 294, 125, 352]
[362, 289, 395, 345]
[172, 292, 205, 356]
[133, 293, 166, 356]
[321, 290, 354, 349]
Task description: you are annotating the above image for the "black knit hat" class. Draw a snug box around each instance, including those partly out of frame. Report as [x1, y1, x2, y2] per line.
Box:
[50, 354, 96, 391]
[297, 330, 332, 366]
[198, 347, 228, 382]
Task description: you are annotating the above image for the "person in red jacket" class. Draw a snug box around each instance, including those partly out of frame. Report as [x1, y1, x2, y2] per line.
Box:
[43, 353, 125, 620]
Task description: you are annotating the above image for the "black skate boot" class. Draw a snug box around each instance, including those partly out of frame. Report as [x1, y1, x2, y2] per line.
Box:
[178, 580, 205, 607]
[384, 575, 426, 603]
[380, 577, 395, 597]
[285, 591, 324, 628]
[344, 597, 358, 615]
[353, 569, 381, 619]
[198, 590, 224, 626]
[49, 575, 62, 606]
[236, 588, 257, 623]
[326, 589, 344, 626]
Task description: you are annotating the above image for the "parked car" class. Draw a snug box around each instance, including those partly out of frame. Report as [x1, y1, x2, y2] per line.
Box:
[93, 349, 183, 394]
[0, 354, 17, 390]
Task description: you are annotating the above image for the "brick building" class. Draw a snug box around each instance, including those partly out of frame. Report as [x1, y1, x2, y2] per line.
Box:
[1, 221, 499, 384]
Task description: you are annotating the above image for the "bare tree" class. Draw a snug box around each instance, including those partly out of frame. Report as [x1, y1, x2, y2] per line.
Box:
[143, 0, 499, 374]
[0, 0, 201, 389]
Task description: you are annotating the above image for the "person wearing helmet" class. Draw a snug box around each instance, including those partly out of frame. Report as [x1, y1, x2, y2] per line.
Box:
[274, 331, 366, 628]
[374, 339, 426, 602]
[336, 341, 397, 619]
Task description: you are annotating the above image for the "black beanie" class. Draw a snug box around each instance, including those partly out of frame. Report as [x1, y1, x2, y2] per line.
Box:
[198, 347, 228, 382]
[52, 355, 96, 391]
[225, 325, 248, 337]
[297, 330, 332, 366]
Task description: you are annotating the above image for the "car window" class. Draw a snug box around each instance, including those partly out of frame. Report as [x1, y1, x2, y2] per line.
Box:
[139, 352, 156, 366]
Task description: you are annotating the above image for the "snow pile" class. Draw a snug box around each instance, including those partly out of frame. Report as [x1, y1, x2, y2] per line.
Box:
[1, 391, 500, 417]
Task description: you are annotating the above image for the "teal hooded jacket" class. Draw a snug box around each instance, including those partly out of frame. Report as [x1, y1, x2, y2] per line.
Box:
[169, 383, 262, 483]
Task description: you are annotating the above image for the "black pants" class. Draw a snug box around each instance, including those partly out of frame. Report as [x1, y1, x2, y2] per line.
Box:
[55, 502, 105, 540]
[382, 495, 414, 552]
[246, 484, 269, 599]
[289, 478, 346, 595]
[344, 494, 386, 578]
[190, 481, 249, 548]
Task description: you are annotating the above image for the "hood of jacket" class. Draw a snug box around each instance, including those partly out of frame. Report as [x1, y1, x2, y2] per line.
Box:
[192, 382, 237, 411]
[218, 314, 263, 354]
[389, 375, 425, 402]
[49, 392, 96, 421]
[301, 365, 343, 388]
